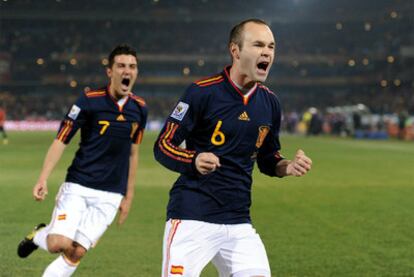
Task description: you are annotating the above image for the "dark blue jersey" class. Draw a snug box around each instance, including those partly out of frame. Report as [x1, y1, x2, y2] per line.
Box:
[154, 66, 284, 224]
[56, 86, 147, 195]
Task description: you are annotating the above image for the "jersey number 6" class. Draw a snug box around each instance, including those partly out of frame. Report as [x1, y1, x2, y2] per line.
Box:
[211, 120, 225, 146]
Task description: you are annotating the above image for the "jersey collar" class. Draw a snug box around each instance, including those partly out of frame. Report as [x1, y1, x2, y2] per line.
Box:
[106, 84, 130, 112]
[223, 65, 258, 106]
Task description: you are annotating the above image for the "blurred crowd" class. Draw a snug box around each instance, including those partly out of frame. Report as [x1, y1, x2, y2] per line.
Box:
[0, 0, 413, 138]
[283, 106, 414, 140]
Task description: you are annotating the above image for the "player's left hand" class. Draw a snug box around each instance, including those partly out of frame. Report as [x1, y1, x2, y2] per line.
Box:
[195, 152, 221, 175]
[117, 196, 133, 225]
[286, 149, 312, 177]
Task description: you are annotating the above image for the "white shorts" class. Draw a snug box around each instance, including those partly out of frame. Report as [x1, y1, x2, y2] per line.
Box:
[47, 182, 123, 250]
[162, 219, 271, 277]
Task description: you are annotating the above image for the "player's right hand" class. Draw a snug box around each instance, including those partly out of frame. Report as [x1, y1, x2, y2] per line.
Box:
[33, 181, 48, 201]
[286, 149, 312, 177]
[195, 152, 221, 175]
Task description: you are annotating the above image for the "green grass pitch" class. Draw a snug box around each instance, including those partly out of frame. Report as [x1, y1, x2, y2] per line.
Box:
[1, 131, 414, 276]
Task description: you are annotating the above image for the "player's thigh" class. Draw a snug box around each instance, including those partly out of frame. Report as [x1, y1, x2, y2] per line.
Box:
[48, 182, 88, 240]
[75, 190, 123, 250]
[162, 219, 225, 277]
[212, 224, 270, 277]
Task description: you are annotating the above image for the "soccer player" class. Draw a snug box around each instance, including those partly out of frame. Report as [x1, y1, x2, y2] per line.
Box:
[0, 106, 8, 145]
[17, 44, 147, 276]
[154, 19, 312, 277]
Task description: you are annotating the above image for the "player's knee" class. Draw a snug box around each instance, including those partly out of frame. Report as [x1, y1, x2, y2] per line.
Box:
[73, 244, 87, 260]
[46, 234, 72, 253]
[65, 243, 87, 263]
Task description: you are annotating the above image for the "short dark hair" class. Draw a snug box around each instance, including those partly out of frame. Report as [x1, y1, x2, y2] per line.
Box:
[107, 44, 138, 68]
[229, 18, 270, 50]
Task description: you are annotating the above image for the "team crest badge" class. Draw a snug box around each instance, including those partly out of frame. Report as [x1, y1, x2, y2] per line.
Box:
[170, 101, 189, 121]
[255, 126, 270, 148]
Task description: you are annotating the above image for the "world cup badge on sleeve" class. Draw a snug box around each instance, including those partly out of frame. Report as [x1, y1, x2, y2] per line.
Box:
[170, 101, 189, 121]
[68, 105, 81, 120]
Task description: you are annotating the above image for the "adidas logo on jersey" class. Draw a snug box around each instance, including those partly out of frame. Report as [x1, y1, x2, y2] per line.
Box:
[116, 114, 126, 121]
[238, 111, 250, 121]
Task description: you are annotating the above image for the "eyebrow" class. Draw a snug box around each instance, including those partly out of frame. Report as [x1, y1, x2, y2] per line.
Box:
[115, 62, 137, 66]
[253, 40, 275, 46]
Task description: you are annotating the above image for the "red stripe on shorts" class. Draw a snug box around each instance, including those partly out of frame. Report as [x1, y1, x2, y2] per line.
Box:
[164, 219, 181, 277]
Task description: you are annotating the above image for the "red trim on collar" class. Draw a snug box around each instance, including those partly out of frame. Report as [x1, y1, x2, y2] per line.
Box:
[223, 66, 257, 106]
[106, 84, 129, 112]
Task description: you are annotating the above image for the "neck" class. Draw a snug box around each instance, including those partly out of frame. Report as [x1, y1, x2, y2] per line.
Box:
[229, 66, 256, 91]
[109, 87, 126, 101]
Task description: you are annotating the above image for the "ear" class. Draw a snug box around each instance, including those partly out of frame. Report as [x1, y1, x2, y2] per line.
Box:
[106, 67, 112, 78]
[229, 42, 240, 60]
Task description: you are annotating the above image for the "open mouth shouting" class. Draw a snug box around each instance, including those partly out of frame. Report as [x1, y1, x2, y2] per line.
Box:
[121, 77, 130, 91]
[257, 61, 270, 75]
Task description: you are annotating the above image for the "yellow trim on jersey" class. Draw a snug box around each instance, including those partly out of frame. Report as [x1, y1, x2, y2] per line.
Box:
[86, 90, 105, 97]
[134, 98, 146, 106]
[129, 94, 146, 107]
[57, 120, 73, 142]
[196, 75, 223, 85]
[161, 123, 194, 159]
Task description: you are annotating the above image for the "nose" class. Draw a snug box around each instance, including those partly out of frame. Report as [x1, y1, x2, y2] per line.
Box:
[262, 47, 273, 57]
[262, 47, 274, 58]
[124, 66, 132, 74]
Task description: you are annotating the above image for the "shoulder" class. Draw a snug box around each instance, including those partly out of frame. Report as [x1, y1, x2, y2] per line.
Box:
[84, 88, 106, 99]
[258, 84, 280, 102]
[129, 93, 148, 120]
[184, 74, 224, 98]
[129, 93, 147, 108]
[129, 93, 148, 121]
[258, 83, 276, 96]
[74, 88, 106, 109]
[258, 83, 282, 111]
[194, 74, 224, 88]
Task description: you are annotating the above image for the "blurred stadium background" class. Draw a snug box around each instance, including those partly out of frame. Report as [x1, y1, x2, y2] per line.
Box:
[1, 1, 414, 276]
[0, 0, 413, 139]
